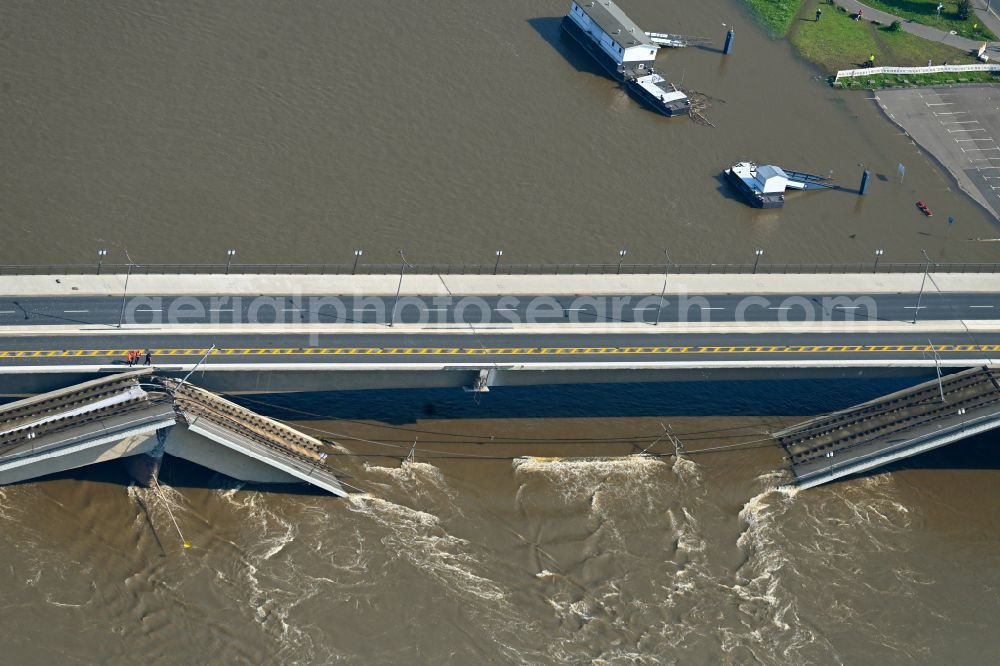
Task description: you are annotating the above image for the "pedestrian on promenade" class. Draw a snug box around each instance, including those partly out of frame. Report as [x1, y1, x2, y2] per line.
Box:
[816, 7, 822, 21]
[126, 350, 134, 366]
[856, 9, 863, 21]
[144, 350, 151, 366]
[868, 53, 876, 68]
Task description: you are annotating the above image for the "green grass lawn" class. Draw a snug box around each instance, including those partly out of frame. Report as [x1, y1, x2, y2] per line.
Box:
[742, 0, 805, 37]
[836, 70, 1000, 87]
[791, 4, 979, 73]
[859, 0, 996, 40]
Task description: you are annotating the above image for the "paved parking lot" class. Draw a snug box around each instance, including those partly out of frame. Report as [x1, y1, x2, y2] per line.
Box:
[876, 87, 1000, 222]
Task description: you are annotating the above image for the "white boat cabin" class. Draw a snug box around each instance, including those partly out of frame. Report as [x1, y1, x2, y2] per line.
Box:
[752, 165, 807, 193]
[567, 1, 658, 68]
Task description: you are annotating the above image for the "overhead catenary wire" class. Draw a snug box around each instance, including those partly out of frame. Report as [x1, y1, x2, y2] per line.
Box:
[228, 392, 787, 444]
[152, 480, 191, 549]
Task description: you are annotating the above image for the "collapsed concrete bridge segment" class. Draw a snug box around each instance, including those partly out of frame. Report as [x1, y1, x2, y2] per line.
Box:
[775, 366, 1000, 489]
[0, 370, 346, 496]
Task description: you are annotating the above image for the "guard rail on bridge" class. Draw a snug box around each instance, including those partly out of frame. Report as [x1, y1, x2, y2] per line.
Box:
[775, 366, 1000, 489]
[0, 371, 346, 495]
[3, 261, 1000, 276]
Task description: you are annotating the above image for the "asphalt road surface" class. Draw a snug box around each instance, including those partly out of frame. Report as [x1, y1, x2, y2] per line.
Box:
[0, 291, 996, 326]
[877, 87, 1000, 221]
[2, 331, 997, 366]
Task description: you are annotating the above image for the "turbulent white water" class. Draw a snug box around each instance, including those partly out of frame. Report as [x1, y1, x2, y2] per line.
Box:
[1, 426, 999, 664]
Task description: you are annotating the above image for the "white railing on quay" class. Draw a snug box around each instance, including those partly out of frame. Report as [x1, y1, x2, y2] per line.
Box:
[835, 63, 1000, 80]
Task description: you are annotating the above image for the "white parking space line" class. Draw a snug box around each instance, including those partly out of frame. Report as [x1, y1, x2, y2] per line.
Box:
[934, 111, 969, 115]
[940, 120, 980, 125]
[926, 102, 955, 106]
[949, 128, 988, 133]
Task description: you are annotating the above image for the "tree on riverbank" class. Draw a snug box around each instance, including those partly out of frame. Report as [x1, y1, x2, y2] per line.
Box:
[859, 0, 994, 39]
[742, 0, 979, 75]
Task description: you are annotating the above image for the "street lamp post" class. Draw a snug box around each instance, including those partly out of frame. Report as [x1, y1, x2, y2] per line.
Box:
[654, 250, 671, 326]
[97, 249, 107, 275]
[117, 249, 138, 329]
[913, 249, 932, 324]
[352, 249, 363, 275]
[617, 249, 627, 275]
[493, 250, 503, 275]
[874, 248, 884, 273]
[225, 249, 236, 275]
[389, 250, 410, 327]
[752, 248, 764, 274]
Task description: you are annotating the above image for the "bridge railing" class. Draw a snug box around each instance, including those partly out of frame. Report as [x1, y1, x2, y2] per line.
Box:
[1, 262, 999, 276]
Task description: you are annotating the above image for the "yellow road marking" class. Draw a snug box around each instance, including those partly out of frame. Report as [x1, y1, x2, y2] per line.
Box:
[1, 344, 1000, 360]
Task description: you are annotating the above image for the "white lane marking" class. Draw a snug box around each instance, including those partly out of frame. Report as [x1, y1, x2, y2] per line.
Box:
[699, 306, 725, 310]
[969, 305, 995, 308]
[0, 310, 15, 314]
[563, 308, 588, 311]
[136, 308, 163, 312]
[493, 307, 518, 311]
[209, 308, 233, 312]
[835, 305, 860, 309]
[903, 306, 926, 309]
[282, 308, 301, 311]
[63, 310, 89, 313]
[422, 308, 448, 311]
[633, 306, 659, 311]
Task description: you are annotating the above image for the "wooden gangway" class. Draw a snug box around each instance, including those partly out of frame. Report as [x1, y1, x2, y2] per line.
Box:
[645, 31, 710, 48]
[775, 366, 1000, 489]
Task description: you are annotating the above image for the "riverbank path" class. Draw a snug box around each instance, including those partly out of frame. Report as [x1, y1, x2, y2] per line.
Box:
[833, 0, 1000, 56]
